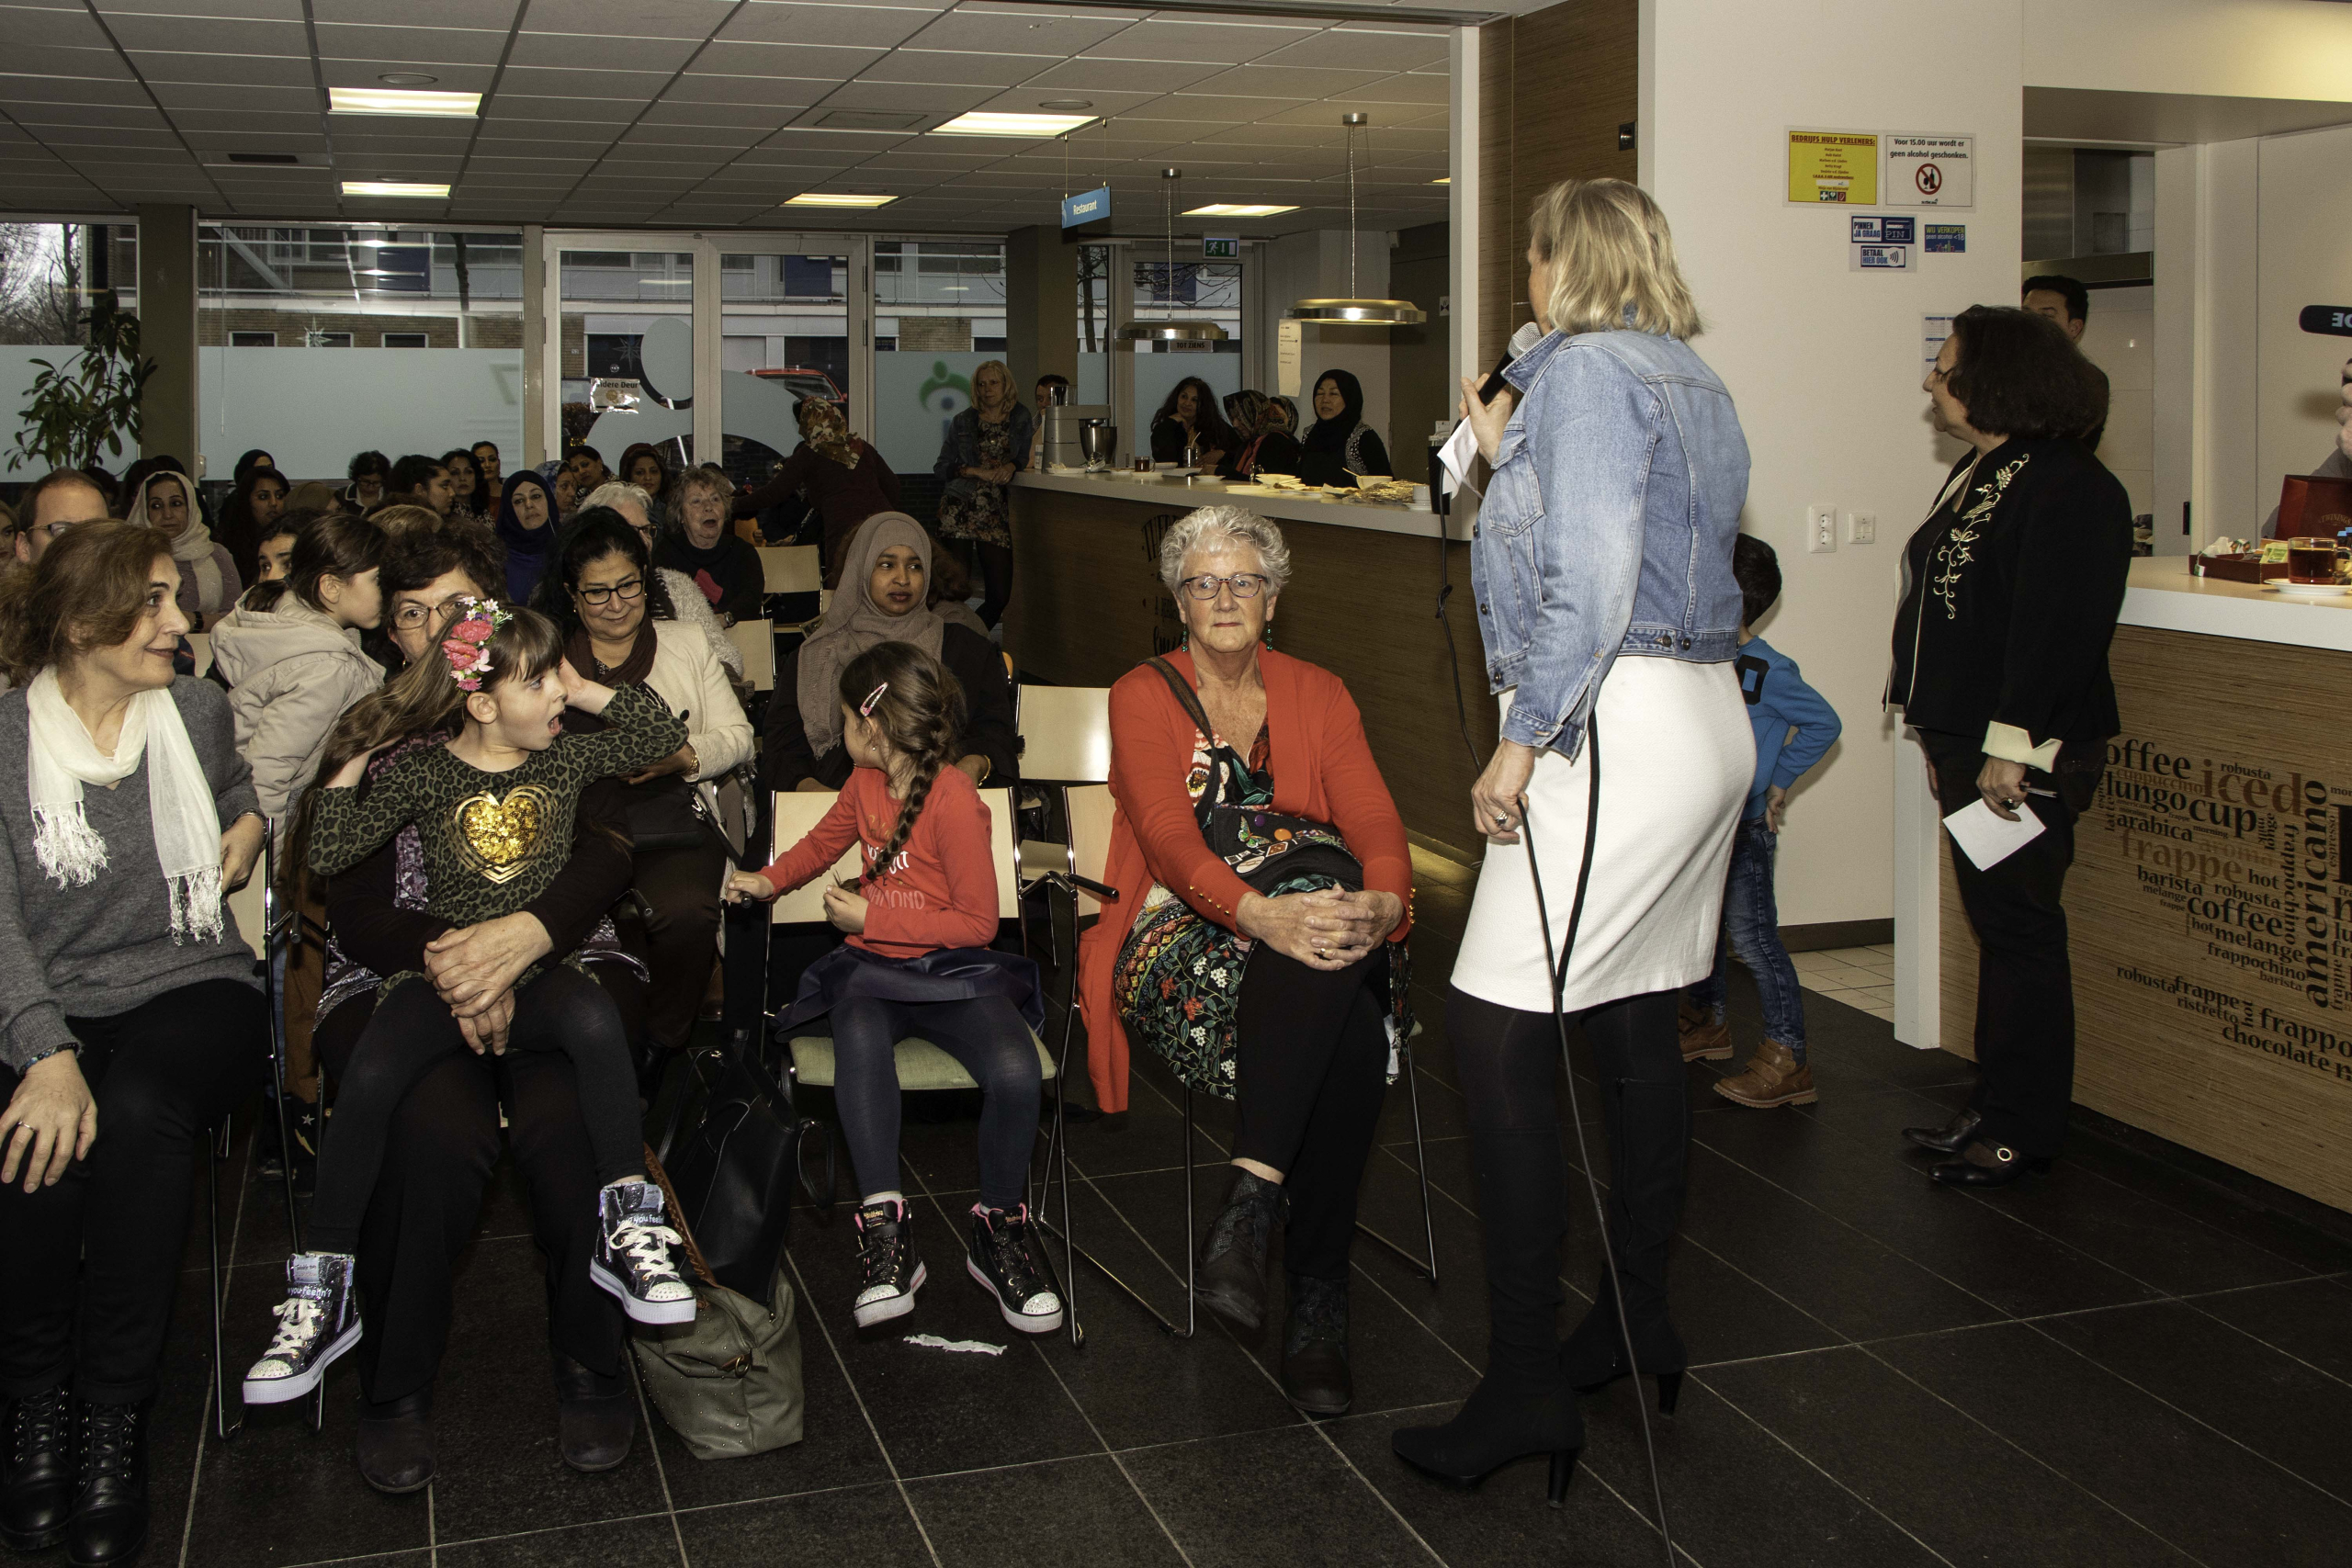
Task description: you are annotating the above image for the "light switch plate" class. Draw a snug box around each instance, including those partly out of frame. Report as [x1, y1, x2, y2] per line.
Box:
[1847, 511, 1878, 545]
[1807, 503, 1838, 554]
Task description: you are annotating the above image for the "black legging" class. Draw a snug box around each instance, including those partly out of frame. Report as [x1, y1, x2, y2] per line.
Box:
[967, 540, 1013, 630]
[0, 978, 262, 1405]
[1445, 985, 1685, 1377]
[632, 836, 729, 1053]
[1228, 949, 1389, 1281]
[832, 994, 1038, 1211]
[308, 966, 641, 1257]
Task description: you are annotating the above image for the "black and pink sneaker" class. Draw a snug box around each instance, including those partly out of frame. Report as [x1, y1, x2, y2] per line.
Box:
[853, 1200, 924, 1327]
[966, 1204, 1064, 1335]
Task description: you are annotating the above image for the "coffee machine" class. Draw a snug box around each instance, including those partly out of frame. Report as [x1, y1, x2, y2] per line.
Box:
[1042, 403, 1114, 471]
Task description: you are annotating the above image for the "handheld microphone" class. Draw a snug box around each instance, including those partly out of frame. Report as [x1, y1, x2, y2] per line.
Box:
[2300, 306, 2352, 337]
[1477, 321, 1546, 403]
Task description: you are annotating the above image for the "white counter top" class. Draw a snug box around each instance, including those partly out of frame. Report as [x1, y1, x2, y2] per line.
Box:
[2121, 558, 2352, 651]
[1013, 468, 1472, 541]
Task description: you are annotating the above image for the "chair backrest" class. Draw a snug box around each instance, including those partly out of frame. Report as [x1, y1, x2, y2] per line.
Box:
[187, 631, 212, 679]
[769, 782, 1020, 924]
[1065, 783, 1114, 918]
[759, 545, 821, 595]
[1016, 684, 1113, 784]
[729, 617, 776, 691]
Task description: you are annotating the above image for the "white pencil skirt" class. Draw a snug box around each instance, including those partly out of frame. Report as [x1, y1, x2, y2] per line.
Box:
[1450, 657, 1753, 1015]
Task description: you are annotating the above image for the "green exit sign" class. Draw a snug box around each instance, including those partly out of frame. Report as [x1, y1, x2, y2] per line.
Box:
[1203, 236, 1238, 259]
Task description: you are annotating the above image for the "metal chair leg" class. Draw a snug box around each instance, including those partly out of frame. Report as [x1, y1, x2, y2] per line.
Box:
[207, 1120, 243, 1443]
[1182, 1086, 1196, 1338]
[1352, 1045, 1440, 1284]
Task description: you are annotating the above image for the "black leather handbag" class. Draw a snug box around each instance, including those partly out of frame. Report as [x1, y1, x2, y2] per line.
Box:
[654, 1025, 834, 1300]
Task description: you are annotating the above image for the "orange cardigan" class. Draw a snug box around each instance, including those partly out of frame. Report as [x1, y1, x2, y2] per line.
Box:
[1076, 649, 1413, 1113]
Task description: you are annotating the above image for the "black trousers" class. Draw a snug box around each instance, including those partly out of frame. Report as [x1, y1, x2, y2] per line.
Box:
[1228, 949, 1389, 1281]
[1919, 728, 2105, 1159]
[832, 994, 1040, 1211]
[0, 978, 263, 1404]
[957, 538, 1013, 630]
[632, 836, 729, 1053]
[312, 964, 647, 1405]
[1445, 985, 1686, 1377]
[308, 966, 644, 1258]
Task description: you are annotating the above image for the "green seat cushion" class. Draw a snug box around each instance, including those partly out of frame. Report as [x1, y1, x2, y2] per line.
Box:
[788, 1032, 1057, 1091]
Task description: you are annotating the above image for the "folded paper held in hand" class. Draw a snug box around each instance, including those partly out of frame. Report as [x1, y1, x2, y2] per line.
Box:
[1942, 796, 2045, 871]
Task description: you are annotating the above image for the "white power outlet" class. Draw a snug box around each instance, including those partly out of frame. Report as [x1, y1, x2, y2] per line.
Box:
[1807, 504, 1838, 554]
[1847, 511, 1878, 545]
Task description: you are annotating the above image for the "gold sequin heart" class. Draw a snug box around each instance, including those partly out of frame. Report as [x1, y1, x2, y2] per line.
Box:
[452, 784, 552, 885]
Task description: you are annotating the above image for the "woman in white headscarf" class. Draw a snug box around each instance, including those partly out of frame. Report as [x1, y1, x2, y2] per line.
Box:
[126, 470, 241, 630]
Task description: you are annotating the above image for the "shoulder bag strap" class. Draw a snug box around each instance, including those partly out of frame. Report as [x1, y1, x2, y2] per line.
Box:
[1142, 656, 1217, 742]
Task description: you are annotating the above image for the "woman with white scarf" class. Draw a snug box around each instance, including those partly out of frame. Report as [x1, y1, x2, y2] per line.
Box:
[0, 522, 266, 1567]
[126, 469, 242, 631]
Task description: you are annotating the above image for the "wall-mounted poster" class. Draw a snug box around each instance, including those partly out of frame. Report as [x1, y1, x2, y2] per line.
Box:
[1787, 130, 1880, 205]
[1885, 134, 1974, 208]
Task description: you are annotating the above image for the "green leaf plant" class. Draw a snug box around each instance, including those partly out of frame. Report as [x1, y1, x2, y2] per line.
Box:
[11, 290, 158, 473]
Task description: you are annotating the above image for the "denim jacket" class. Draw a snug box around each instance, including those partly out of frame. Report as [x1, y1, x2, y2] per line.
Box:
[1472, 327, 1749, 759]
[933, 402, 1035, 502]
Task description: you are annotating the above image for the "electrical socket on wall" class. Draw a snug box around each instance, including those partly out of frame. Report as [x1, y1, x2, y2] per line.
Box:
[1807, 504, 1838, 554]
[1847, 511, 1877, 545]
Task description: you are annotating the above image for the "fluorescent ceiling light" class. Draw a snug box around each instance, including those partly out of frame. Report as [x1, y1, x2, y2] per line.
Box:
[342, 180, 450, 198]
[930, 111, 1095, 138]
[1430, 176, 1450, 185]
[329, 87, 480, 118]
[784, 192, 897, 209]
[1185, 204, 1297, 218]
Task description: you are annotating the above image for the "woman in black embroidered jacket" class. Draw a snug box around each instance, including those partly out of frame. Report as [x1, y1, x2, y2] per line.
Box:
[1888, 304, 2132, 1186]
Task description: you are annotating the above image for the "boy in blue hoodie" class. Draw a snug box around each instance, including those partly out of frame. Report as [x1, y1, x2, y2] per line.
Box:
[1680, 536, 1843, 1107]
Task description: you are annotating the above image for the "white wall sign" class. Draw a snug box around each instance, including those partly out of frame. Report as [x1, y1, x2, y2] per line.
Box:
[1885, 134, 1974, 208]
[1852, 244, 1911, 272]
[1924, 312, 1955, 374]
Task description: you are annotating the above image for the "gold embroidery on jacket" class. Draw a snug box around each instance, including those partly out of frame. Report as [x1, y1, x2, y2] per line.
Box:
[1930, 456, 2030, 619]
[452, 785, 554, 885]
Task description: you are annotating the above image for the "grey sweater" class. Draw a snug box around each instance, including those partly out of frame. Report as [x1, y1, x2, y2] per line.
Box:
[0, 678, 263, 1071]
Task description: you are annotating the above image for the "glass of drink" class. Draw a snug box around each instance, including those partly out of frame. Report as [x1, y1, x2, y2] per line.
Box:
[2287, 536, 2341, 583]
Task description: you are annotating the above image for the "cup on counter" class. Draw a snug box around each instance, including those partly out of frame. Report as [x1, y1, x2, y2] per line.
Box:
[1133, 456, 1152, 473]
[2286, 536, 2342, 584]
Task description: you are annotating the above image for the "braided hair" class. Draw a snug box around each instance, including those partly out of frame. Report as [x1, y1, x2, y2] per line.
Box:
[839, 640, 966, 892]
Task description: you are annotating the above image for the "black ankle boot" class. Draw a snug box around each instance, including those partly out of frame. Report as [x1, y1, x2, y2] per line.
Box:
[1, 1386, 74, 1551]
[64, 1400, 143, 1567]
[1195, 1168, 1282, 1334]
[1392, 1371, 1583, 1506]
[1557, 1281, 1688, 1413]
[355, 1390, 434, 1495]
[1280, 1274, 1351, 1416]
[553, 1354, 636, 1474]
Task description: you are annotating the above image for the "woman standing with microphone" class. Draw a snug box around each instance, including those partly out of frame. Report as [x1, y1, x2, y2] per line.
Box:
[1392, 178, 1752, 1501]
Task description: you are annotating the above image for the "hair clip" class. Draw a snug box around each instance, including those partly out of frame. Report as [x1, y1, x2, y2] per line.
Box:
[440, 595, 514, 691]
[858, 681, 889, 717]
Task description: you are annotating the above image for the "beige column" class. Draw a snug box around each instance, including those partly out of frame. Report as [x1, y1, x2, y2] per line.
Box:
[135, 203, 198, 468]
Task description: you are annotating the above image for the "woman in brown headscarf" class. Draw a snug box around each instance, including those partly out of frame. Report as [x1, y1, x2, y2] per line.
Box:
[730, 398, 902, 586]
[759, 513, 1015, 795]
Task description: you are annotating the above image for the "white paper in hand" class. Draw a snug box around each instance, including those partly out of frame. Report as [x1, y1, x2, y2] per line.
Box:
[1941, 797, 2045, 871]
[1438, 420, 1483, 496]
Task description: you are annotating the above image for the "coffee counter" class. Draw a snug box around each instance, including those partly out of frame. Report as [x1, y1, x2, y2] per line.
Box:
[1004, 469, 1494, 858]
[1908, 558, 2352, 1212]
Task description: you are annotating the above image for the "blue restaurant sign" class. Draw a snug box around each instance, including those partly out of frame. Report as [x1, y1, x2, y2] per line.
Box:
[1061, 186, 1111, 229]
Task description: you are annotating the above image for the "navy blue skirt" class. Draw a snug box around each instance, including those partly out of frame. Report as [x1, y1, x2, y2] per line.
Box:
[771, 942, 1044, 1040]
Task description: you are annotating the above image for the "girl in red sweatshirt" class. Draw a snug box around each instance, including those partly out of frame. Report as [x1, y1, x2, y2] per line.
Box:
[727, 640, 1061, 1335]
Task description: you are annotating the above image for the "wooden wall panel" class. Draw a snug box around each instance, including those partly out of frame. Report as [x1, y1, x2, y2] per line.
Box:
[1476, 0, 1641, 366]
[1008, 489, 1499, 859]
[1939, 625, 2352, 1213]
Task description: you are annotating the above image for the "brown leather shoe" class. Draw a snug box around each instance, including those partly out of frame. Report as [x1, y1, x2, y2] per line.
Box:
[1677, 998, 1732, 1062]
[1712, 1040, 1816, 1107]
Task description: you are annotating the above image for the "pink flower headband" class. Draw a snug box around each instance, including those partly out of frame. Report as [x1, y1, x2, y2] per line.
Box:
[440, 597, 513, 690]
[859, 682, 888, 716]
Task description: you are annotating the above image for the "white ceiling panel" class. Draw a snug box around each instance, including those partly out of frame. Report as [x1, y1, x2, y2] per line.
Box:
[497, 65, 675, 99]
[820, 80, 993, 114]
[130, 52, 313, 88]
[311, 0, 510, 27]
[102, 15, 308, 56]
[514, 0, 736, 39]
[98, 0, 304, 16]
[317, 60, 499, 92]
[719, 2, 941, 50]
[1182, 64, 1395, 100]
[1023, 55, 1222, 94]
[144, 82, 317, 111]
[311, 23, 510, 65]
[507, 32, 702, 73]
[640, 101, 808, 128]
[0, 8, 121, 50]
[859, 50, 1056, 87]
[616, 124, 763, 149]
[658, 73, 833, 104]
[691, 39, 887, 79]
[899, 7, 1133, 55]
[14, 102, 170, 128]
[3, 45, 135, 81]
[1080, 19, 1313, 66]
[1143, 94, 1294, 123]
[970, 86, 1165, 118]
[1256, 28, 1446, 73]
[30, 125, 181, 148]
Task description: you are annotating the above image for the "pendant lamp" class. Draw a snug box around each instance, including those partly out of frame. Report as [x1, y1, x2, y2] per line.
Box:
[1121, 168, 1227, 345]
[1286, 114, 1426, 327]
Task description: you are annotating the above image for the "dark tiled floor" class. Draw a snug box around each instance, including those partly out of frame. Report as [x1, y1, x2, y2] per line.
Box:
[159, 852, 2352, 1567]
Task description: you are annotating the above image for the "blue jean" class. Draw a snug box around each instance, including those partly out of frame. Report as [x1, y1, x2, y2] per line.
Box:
[1688, 817, 1807, 1059]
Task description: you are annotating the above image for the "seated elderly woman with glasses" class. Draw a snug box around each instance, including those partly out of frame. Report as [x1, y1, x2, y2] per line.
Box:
[1077, 505, 1413, 1419]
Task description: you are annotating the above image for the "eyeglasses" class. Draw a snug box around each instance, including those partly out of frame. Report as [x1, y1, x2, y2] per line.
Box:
[574, 578, 645, 607]
[1181, 572, 1269, 600]
[390, 600, 452, 630]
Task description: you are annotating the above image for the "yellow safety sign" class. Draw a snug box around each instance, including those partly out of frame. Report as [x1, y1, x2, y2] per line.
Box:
[1787, 130, 1879, 205]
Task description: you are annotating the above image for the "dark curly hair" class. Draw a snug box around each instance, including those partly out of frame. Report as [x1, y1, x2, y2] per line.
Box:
[1943, 305, 2107, 443]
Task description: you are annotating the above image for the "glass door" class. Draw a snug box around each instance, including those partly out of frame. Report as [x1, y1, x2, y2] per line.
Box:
[548, 238, 699, 500]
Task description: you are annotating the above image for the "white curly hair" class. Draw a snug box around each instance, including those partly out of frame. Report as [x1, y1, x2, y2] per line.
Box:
[1158, 506, 1292, 599]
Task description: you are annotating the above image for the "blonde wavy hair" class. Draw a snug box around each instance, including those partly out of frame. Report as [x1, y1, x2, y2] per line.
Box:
[1529, 178, 1702, 341]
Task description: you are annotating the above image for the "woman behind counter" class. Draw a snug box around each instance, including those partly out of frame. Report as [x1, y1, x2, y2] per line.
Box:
[1298, 368, 1391, 488]
[1217, 390, 1302, 481]
[1148, 377, 1235, 470]
[934, 361, 1033, 630]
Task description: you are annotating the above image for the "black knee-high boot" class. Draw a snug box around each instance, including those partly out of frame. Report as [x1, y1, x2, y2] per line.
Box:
[1391, 1122, 1582, 1503]
[1559, 1077, 1689, 1411]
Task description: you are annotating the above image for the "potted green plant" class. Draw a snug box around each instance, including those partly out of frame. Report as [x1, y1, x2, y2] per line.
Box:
[11, 290, 155, 471]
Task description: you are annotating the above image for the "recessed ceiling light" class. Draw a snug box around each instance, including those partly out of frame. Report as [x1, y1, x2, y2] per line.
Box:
[329, 87, 480, 118]
[342, 180, 450, 198]
[377, 73, 439, 87]
[1036, 98, 1093, 112]
[784, 192, 897, 209]
[930, 111, 1095, 138]
[1184, 204, 1298, 218]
